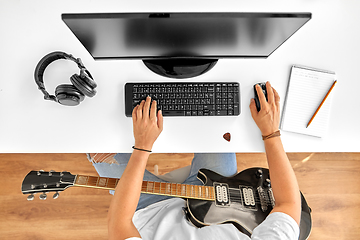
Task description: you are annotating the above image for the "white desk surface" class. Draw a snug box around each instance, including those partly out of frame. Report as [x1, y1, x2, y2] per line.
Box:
[1, 0, 359, 153]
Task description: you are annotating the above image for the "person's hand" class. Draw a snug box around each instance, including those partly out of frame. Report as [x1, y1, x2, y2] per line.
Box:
[132, 96, 163, 151]
[249, 81, 280, 136]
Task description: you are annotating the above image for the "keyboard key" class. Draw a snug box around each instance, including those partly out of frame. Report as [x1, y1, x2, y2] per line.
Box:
[216, 110, 228, 116]
[163, 110, 185, 116]
[234, 105, 240, 115]
[203, 105, 214, 110]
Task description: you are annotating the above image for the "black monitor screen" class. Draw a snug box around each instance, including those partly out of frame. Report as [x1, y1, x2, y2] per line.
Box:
[62, 12, 311, 60]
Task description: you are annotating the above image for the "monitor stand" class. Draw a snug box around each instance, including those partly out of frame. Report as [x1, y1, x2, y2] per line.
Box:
[143, 58, 218, 79]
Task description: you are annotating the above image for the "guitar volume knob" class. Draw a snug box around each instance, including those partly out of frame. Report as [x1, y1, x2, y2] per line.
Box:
[264, 178, 271, 188]
[255, 169, 263, 178]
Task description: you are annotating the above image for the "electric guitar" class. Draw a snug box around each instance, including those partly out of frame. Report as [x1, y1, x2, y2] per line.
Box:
[22, 167, 312, 239]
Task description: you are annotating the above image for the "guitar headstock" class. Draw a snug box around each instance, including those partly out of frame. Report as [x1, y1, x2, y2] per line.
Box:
[21, 170, 76, 201]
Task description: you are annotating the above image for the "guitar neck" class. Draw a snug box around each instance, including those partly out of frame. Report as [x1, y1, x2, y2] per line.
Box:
[74, 175, 215, 201]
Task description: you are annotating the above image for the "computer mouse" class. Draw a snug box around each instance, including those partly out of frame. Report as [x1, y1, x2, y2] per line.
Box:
[253, 82, 268, 112]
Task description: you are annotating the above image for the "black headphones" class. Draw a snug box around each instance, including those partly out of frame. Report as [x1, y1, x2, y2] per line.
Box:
[34, 51, 97, 106]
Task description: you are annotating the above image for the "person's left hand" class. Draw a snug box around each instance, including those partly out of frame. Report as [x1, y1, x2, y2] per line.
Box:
[132, 96, 163, 151]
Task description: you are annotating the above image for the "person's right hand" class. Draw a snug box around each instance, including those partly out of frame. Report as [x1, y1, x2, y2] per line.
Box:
[249, 81, 281, 136]
[132, 96, 163, 151]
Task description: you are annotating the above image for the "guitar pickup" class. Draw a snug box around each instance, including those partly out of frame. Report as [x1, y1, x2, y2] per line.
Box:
[214, 182, 230, 207]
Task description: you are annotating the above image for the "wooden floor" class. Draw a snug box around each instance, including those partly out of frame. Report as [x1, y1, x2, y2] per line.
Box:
[1, 153, 359, 240]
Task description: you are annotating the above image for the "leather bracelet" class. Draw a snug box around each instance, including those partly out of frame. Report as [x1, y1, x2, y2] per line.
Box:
[132, 146, 152, 153]
[262, 130, 281, 140]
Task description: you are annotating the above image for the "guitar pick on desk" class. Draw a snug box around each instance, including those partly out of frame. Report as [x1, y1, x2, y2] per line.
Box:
[223, 132, 231, 142]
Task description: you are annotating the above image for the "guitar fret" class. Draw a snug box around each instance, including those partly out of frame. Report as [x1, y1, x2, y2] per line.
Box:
[186, 185, 191, 197]
[147, 181, 154, 193]
[86, 176, 97, 186]
[160, 182, 166, 195]
[177, 183, 181, 196]
[75, 175, 88, 185]
[107, 178, 118, 189]
[166, 183, 171, 195]
[142, 181, 147, 192]
[98, 177, 108, 188]
[154, 182, 161, 194]
[171, 183, 177, 196]
[95, 177, 100, 186]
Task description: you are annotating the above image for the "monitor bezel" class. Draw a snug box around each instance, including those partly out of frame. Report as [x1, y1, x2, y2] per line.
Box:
[62, 12, 312, 60]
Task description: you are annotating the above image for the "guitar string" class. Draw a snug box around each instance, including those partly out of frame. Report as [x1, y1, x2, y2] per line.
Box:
[79, 176, 274, 204]
[141, 185, 273, 204]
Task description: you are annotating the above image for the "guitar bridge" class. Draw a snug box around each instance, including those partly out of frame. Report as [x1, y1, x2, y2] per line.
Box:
[257, 186, 268, 212]
[257, 186, 276, 212]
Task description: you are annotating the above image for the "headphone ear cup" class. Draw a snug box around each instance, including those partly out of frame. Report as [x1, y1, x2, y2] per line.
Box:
[55, 84, 85, 106]
[82, 71, 97, 89]
[70, 74, 97, 98]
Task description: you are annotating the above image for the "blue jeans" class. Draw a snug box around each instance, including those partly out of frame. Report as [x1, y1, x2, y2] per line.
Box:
[90, 153, 237, 210]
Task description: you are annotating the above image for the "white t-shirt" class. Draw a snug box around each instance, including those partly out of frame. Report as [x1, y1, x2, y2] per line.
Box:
[126, 198, 299, 240]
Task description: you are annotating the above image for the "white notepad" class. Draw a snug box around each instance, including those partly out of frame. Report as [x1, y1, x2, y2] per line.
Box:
[280, 65, 337, 138]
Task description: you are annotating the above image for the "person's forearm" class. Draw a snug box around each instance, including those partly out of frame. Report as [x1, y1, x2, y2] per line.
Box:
[108, 150, 150, 238]
[264, 136, 301, 224]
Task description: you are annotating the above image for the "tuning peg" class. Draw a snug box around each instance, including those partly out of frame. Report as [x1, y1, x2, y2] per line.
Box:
[37, 170, 45, 176]
[39, 193, 47, 200]
[49, 170, 55, 176]
[53, 192, 59, 199]
[27, 194, 35, 201]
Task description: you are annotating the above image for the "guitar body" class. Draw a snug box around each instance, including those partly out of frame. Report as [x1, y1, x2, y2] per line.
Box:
[185, 168, 312, 240]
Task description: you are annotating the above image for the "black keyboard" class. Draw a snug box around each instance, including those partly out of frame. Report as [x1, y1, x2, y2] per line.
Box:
[125, 82, 240, 117]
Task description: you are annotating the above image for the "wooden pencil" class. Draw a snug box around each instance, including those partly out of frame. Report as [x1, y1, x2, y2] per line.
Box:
[306, 80, 337, 128]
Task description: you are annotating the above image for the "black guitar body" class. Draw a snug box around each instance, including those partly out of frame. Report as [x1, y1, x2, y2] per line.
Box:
[185, 168, 312, 240]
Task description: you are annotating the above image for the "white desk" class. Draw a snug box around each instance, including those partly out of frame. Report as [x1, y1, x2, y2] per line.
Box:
[1, 0, 359, 153]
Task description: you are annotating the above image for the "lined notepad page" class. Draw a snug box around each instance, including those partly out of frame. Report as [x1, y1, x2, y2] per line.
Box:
[280, 66, 336, 138]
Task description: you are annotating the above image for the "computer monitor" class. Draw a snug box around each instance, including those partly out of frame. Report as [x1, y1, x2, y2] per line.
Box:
[62, 12, 311, 79]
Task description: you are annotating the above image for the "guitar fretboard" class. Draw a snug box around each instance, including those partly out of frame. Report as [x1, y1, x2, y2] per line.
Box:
[74, 175, 215, 201]
[74, 175, 120, 190]
[141, 181, 215, 200]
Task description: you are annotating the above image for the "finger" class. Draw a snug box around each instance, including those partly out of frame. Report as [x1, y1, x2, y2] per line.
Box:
[266, 81, 275, 105]
[256, 84, 267, 110]
[157, 110, 163, 131]
[132, 105, 138, 122]
[273, 87, 280, 108]
[249, 98, 258, 118]
[137, 100, 145, 120]
[143, 96, 151, 119]
[150, 100, 157, 120]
